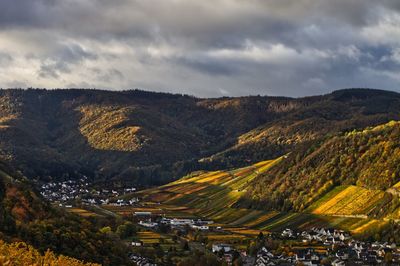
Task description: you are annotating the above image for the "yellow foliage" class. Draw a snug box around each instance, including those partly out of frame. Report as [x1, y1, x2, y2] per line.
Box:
[0, 241, 99, 266]
[312, 186, 384, 215]
[79, 105, 145, 152]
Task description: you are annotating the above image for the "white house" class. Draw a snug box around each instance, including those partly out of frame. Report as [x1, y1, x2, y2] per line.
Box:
[131, 241, 143, 247]
[170, 218, 194, 226]
[139, 221, 158, 228]
[212, 243, 232, 253]
[191, 224, 209, 230]
[281, 228, 294, 238]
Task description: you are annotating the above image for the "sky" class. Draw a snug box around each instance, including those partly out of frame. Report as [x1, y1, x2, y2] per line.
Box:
[0, 0, 400, 97]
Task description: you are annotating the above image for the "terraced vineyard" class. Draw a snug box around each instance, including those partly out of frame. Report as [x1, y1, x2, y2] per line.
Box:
[307, 185, 387, 216]
[141, 159, 280, 218]
[133, 159, 397, 236]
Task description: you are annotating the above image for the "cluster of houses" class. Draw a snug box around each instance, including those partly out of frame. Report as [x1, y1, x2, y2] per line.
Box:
[255, 243, 400, 266]
[211, 243, 241, 264]
[40, 178, 138, 207]
[282, 227, 351, 244]
[209, 227, 399, 265]
[128, 253, 156, 266]
[107, 197, 140, 206]
[255, 245, 336, 266]
[40, 178, 90, 203]
[272, 227, 400, 265]
[288, 227, 399, 264]
[333, 240, 400, 265]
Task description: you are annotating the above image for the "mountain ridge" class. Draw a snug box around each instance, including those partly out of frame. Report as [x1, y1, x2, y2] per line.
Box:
[0, 88, 399, 186]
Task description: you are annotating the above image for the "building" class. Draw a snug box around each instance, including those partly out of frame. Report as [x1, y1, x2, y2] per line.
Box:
[170, 218, 194, 226]
[212, 243, 232, 253]
[191, 224, 209, 230]
[139, 221, 158, 228]
[131, 241, 143, 247]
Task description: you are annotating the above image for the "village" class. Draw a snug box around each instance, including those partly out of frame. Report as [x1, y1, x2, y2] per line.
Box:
[39, 182, 400, 265]
[129, 211, 400, 266]
[40, 178, 139, 207]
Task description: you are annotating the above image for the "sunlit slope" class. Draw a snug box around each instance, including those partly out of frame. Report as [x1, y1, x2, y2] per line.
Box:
[138, 159, 393, 234]
[307, 186, 386, 216]
[241, 120, 400, 213]
[304, 182, 400, 222]
[136, 120, 400, 238]
[146, 159, 281, 210]
[140, 159, 288, 228]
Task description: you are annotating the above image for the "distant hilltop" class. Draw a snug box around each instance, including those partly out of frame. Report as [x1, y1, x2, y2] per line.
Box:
[0, 88, 399, 187]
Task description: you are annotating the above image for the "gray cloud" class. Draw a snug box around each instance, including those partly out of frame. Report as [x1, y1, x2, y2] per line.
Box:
[0, 53, 12, 64]
[38, 43, 98, 79]
[0, 0, 400, 96]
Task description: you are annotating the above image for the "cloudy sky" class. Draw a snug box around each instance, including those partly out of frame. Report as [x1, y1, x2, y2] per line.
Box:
[0, 0, 400, 97]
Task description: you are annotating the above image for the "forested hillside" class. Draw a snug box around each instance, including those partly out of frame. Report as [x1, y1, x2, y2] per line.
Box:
[239, 120, 400, 213]
[0, 88, 400, 186]
[0, 161, 132, 265]
[0, 89, 281, 184]
[206, 89, 400, 167]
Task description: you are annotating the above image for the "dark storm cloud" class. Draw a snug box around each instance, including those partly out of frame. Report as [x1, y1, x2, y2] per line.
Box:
[0, 0, 400, 96]
[0, 0, 378, 46]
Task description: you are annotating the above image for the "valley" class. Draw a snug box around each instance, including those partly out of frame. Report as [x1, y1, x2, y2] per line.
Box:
[1, 89, 400, 265]
[54, 154, 399, 265]
[4, 0, 400, 264]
